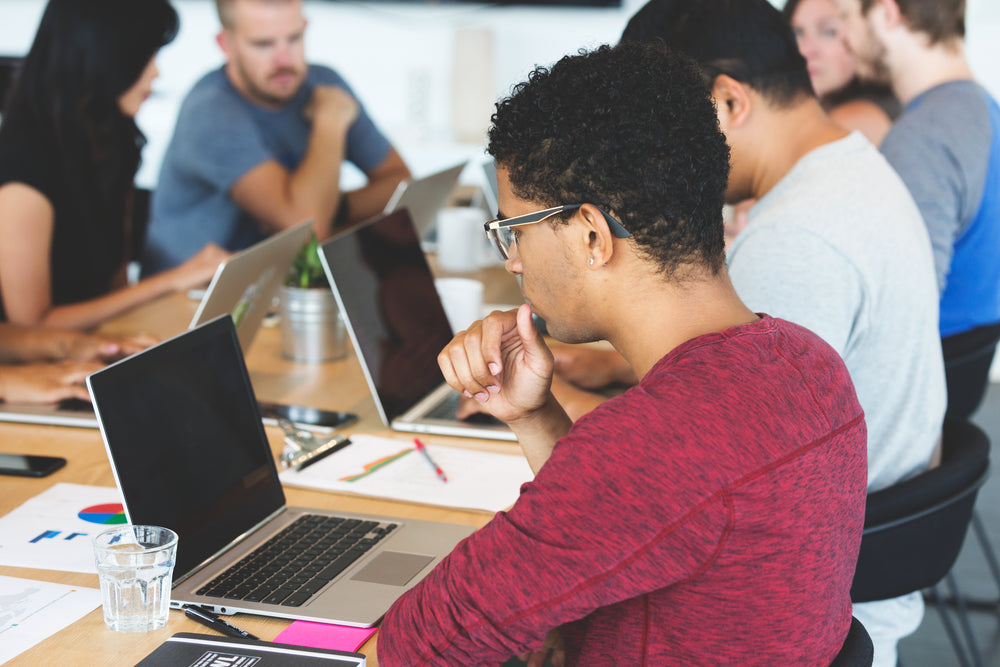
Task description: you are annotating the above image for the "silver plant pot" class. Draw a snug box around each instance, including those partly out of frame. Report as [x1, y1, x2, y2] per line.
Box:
[278, 286, 347, 363]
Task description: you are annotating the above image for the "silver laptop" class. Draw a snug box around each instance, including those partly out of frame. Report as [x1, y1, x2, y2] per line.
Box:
[383, 161, 466, 239]
[0, 222, 316, 430]
[87, 315, 474, 627]
[318, 210, 516, 442]
[476, 158, 499, 219]
[0, 398, 97, 428]
[190, 220, 313, 349]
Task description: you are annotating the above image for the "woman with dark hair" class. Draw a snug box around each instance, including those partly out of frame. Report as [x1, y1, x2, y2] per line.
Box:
[0, 0, 227, 329]
[783, 0, 900, 145]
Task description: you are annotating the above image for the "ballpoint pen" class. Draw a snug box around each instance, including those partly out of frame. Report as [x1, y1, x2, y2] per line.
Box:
[413, 438, 449, 483]
[183, 605, 259, 640]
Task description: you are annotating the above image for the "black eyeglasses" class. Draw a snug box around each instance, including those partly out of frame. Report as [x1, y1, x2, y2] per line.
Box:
[483, 204, 629, 260]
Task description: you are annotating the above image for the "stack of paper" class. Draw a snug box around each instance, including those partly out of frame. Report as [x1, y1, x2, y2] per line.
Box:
[279, 435, 533, 512]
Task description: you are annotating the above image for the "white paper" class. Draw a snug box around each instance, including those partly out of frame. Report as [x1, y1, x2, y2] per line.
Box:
[0, 483, 124, 573]
[280, 435, 533, 512]
[0, 575, 101, 663]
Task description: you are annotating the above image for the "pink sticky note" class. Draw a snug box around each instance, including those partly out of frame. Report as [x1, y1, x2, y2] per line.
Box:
[273, 620, 377, 653]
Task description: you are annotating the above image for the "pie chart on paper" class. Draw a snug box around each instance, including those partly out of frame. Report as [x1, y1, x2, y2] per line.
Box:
[77, 503, 127, 525]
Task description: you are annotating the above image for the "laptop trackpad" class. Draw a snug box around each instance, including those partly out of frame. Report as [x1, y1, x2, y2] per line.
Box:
[351, 552, 435, 586]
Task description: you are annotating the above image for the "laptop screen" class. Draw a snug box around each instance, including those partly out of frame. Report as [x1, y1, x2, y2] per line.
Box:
[89, 317, 285, 578]
[320, 211, 455, 420]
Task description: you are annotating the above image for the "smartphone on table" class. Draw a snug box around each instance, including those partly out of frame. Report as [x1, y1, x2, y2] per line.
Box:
[0, 453, 67, 477]
[257, 401, 357, 431]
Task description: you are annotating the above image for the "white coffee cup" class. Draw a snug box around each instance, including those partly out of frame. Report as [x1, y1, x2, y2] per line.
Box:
[435, 278, 485, 333]
[436, 206, 487, 273]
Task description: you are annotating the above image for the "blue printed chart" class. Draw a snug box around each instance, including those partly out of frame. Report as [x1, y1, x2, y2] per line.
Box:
[0, 483, 124, 573]
[77, 503, 126, 525]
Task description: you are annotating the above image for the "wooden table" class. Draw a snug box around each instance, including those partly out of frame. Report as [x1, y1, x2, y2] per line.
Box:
[0, 262, 524, 666]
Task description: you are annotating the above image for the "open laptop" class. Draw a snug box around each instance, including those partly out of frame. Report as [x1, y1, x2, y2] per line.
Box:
[189, 219, 313, 349]
[0, 222, 315, 430]
[87, 315, 474, 627]
[318, 210, 516, 442]
[478, 158, 499, 218]
[383, 161, 466, 240]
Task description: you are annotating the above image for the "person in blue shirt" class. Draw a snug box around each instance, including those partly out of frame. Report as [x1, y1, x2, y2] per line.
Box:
[837, 0, 1000, 419]
[144, 0, 411, 274]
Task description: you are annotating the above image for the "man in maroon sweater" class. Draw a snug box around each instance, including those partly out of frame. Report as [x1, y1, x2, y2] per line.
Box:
[377, 42, 867, 666]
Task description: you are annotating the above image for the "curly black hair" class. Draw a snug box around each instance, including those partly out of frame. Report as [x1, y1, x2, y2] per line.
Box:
[487, 42, 731, 278]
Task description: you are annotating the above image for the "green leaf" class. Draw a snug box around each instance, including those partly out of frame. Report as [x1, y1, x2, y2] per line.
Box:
[285, 232, 330, 288]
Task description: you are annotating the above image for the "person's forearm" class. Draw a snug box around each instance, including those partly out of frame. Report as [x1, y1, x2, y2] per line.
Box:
[25, 271, 184, 331]
[550, 376, 608, 422]
[287, 119, 348, 238]
[506, 393, 573, 474]
[343, 164, 411, 224]
[0, 325, 83, 363]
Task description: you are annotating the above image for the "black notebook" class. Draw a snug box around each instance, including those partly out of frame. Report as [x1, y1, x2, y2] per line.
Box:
[135, 632, 366, 666]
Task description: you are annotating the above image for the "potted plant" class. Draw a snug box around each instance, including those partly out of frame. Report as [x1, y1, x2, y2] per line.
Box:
[278, 233, 346, 362]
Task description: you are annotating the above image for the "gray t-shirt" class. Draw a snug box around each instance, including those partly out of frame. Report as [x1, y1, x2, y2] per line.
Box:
[880, 80, 1000, 337]
[727, 133, 946, 660]
[880, 80, 991, 293]
[729, 132, 945, 492]
[143, 65, 391, 273]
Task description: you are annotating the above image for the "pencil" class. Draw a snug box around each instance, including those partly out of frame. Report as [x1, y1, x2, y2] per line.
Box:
[413, 438, 448, 483]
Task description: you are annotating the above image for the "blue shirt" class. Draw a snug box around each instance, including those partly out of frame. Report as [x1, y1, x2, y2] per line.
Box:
[880, 80, 1000, 337]
[144, 65, 391, 273]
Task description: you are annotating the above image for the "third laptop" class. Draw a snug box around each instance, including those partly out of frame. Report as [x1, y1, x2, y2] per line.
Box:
[319, 209, 516, 441]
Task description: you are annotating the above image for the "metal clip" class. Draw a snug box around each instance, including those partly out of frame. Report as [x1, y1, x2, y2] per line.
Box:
[278, 418, 349, 471]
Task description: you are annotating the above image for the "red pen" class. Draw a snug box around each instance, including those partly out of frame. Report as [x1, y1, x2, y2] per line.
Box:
[413, 438, 448, 483]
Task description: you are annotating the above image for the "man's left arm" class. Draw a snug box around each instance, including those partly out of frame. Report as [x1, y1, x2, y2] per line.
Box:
[323, 70, 411, 227]
[342, 147, 410, 225]
[376, 414, 729, 666]
[880, 115, 976, 295]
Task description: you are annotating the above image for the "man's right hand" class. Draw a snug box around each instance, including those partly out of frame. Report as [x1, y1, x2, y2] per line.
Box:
[437, 304, 553, 425]
[305, 85, 359, 134]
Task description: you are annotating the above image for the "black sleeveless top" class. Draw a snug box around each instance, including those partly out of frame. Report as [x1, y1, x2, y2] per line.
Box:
[0, 115, 129, 321]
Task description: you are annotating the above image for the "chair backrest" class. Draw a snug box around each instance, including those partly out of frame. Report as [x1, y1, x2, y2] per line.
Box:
[851, 417, 990, 602]
[0, 56, 24, 114]
[829, 616, 874, 667]
[943, 323, 1000, 418]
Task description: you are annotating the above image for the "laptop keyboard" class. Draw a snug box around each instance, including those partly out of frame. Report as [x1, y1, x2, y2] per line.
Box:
[425, 391, 505, 426]
[196, 514, 398, 607]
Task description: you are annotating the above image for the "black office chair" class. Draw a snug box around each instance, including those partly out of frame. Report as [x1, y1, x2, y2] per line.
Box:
[851, 417, 991, 667]
[942, 325, 1000, 626]
[943, 324, 1000, 420]
[830, 616, 874, 667]
[0, 55, 23, 113]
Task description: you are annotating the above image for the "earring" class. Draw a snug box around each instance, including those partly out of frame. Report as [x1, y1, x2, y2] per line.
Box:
[589, 258, 594, 266]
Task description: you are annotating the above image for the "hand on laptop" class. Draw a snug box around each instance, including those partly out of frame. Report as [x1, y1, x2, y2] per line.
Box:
[0, 360, 100, 403]
[64, 331, 158, 363]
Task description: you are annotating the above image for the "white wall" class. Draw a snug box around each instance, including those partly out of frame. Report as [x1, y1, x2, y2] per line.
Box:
[3, 0, 998, 183]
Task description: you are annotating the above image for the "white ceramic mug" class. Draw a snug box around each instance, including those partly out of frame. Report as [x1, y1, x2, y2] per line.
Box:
[436, 207, 487, 273]
[435, 278, 485, 333]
